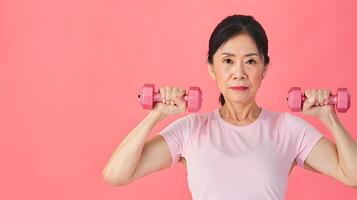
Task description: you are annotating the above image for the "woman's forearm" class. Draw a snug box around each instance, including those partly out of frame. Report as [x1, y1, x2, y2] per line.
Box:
[102, 110, 166, 186]
[321, 113, 357, 185]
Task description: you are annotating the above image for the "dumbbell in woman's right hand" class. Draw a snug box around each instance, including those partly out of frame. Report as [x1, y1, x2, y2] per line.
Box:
[138, 84, 202, 115]
[153, 86, 188, 116]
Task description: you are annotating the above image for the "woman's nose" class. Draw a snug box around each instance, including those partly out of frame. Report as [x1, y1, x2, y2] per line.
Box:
[232, 63, 247, 79]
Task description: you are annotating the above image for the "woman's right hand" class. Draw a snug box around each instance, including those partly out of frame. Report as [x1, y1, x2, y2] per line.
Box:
[152, 86, 187, 117]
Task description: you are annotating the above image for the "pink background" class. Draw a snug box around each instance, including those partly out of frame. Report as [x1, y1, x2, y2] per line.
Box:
[1, 0, 356, 199]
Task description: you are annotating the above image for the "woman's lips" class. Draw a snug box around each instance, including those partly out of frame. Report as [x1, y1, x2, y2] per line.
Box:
[230, 86, 249, 91]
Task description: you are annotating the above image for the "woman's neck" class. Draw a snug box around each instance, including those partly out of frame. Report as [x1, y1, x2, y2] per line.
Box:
[219, 101, 261, 122]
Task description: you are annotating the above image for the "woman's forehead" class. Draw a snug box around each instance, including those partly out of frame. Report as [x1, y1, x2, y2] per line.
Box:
[217, 35, 259, 57]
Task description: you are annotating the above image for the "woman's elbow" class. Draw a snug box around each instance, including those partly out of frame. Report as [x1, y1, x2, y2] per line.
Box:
[342, 177, 357, 188]
[102, 169, 130, 187]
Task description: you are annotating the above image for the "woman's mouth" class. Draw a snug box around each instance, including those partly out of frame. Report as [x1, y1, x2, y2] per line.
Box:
[229, 86, 249, 91]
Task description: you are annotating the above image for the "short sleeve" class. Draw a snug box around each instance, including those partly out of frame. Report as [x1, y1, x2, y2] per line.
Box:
[159, 114, 195, 167]
[284, 113, 324, 168]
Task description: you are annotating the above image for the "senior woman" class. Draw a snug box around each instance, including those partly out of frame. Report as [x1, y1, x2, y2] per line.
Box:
[102, 14, 357, 200]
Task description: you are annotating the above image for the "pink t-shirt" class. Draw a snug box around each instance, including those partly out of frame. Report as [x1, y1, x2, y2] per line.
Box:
[159, 107, 324, 200]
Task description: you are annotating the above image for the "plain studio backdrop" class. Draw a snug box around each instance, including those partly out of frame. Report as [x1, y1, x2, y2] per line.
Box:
[0, 0, 356, 199]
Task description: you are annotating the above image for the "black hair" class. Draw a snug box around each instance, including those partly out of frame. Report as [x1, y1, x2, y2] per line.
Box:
[207, 14, 270, 106]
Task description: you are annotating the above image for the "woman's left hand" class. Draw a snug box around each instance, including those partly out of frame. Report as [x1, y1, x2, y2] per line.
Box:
[301, 88, 337, 121]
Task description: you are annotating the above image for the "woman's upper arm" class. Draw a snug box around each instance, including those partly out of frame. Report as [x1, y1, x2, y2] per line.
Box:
[125, 135, 173, 184]
[125, 114, 194, 185]
[304, 137, 357, 187]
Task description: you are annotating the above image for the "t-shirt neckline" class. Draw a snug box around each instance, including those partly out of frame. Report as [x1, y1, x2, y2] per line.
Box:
[214, 107, 265, 129]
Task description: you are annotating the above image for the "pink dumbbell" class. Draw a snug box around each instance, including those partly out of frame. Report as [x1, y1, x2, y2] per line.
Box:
[137, 84, 202, 112]
[287, 87, 351, 113]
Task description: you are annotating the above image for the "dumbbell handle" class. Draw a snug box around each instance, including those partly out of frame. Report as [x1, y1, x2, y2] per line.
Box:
[153, 93, 189, 102]
[300, 94, 338, 105]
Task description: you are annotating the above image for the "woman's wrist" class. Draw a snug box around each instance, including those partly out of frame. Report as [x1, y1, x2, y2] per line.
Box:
[148, 109, 167, 122]
[320, 111, 340, 129]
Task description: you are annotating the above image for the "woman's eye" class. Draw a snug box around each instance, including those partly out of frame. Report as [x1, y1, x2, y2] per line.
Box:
[223, 58, 233, 64]
[246, 59, 256, 64]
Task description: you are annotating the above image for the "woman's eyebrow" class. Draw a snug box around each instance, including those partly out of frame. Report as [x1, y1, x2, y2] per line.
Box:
[221, 52, 259, 57]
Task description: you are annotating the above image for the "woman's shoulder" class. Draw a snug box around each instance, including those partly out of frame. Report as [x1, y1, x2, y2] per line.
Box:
[177, 108, 217, 128]
[263, 108, 298, 120]
[168, 110, 212, 127]
[263, 108, 311, 130]
[188, 108, 216, 120]
[261, 108, 305, 127]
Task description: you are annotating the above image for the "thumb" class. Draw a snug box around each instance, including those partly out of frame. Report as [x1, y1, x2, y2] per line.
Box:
[303, 96, 316, 111]
[174, 97, 187, 110]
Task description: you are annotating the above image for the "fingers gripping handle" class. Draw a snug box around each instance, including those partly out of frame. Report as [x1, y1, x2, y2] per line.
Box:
[287, 87, 351, 113]
[154, 93, 189, 102]
[138, 84, 202, 112]
[300, 95, 337, 105]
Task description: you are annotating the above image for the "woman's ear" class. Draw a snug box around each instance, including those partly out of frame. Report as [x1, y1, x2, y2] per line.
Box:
[262, 65, 268, 79]
[208, 64, 216, 80]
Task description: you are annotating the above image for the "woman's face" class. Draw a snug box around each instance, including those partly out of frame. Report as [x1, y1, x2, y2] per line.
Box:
[208, 33, 267, 105]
